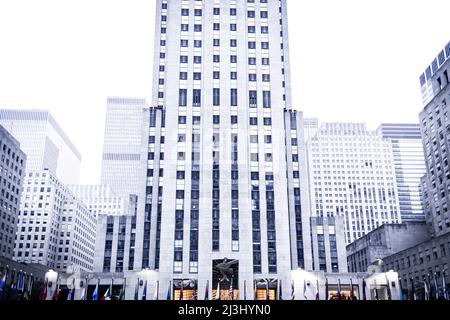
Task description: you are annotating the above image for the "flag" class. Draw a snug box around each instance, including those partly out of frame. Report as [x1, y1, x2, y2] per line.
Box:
[229, 279, 233, 300]
[0, 272, 7, 300]
[410, 278, 417, 301]
[385, 275, 392, 300]
[291, 281, 295, 300]
[101, 287, 110, 301]
[265, 279, 270, 300]
[27, 276, 34, 300]
[154, 280, 159, 300]
[362, 279, 367, 300]
[101, 279, 113, 300]
[315, 280, 320, 300]
[142, 280, 147, 300]
[303, 280, 308, 300]
[17, 273, 24, 293]
[278, 280, 283, 300]
[423, 279, 429, 301]
[325, 278, 329, 300]
[16, 272, 24, 300]
[433, 273, 439, 300]
[166, 281, 172, 300]
[443, 271, 449, 300]
[118, 279, 125, 301]
[10, 280, 17, 300]
[215, 281, 220, 300]
[398, 279, 404, 301]
[92, 279, 99, 301]
[52, 279, 60, 301]
[134, 278, 139, 300]
[204, 280, 209, 300]
[67, 278, 75, 301]
[80, 286, 86, 301]
[39, 279, 48, 300]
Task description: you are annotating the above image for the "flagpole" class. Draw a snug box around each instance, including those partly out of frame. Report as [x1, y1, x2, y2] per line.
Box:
[337, 278, 342, 300]
[243, 280, 246, 300]
[362, 278, 366, 300]
[123, 277, 126, 300]
[349, 278, 353, 300]
[291, 280, 295, 300]
[84, 276, 88, 300]
[316, 279, 320, 300]
[154, 280, 159, 300]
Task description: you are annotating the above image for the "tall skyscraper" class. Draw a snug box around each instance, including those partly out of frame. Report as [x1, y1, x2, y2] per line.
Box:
[378, 124, 426, 222]
[93, 0, 332, 300]
[149, 0, 295, 299]
[307, 122, 401, 245]
[0, 125, 26, 259]
[101, 98, 149, 197]
[0, 109, 81, 185]
[92, 0, 365, 300]
[419, 41, 450, 238]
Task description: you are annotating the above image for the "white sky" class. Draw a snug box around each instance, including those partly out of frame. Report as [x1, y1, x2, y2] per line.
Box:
[0, 0, 449, 184]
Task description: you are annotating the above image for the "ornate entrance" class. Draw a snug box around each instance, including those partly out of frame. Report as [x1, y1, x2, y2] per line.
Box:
[212, 258, 239, 300]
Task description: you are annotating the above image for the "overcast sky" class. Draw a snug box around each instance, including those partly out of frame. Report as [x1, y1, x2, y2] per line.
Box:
[0, 0, 449, 184]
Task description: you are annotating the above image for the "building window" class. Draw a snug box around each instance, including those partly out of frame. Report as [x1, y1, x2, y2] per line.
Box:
[263, 91, 271, 108]
[231, 89, 238, 106]
[179, 89, 187, 106]
[213, 88, 220, 106]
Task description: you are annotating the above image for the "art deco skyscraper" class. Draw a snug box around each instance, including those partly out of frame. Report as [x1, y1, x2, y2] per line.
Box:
[95, 0, 349, 300]
[148, 0, 295, 299]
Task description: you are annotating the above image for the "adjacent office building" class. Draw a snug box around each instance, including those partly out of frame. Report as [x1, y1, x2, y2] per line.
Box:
[369, 40, 450, 299]
[284, 111, 347, 273]
[69, 184, 138, 273]
[307, 122, 401, 245]
[377, 124, 426, 222]
[14, 170, 96, 272]
[0, 109, 81, 185]
[0, 125, 26, 259]
[419, 41, 450, 238]
[346, 222, 429, 273]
